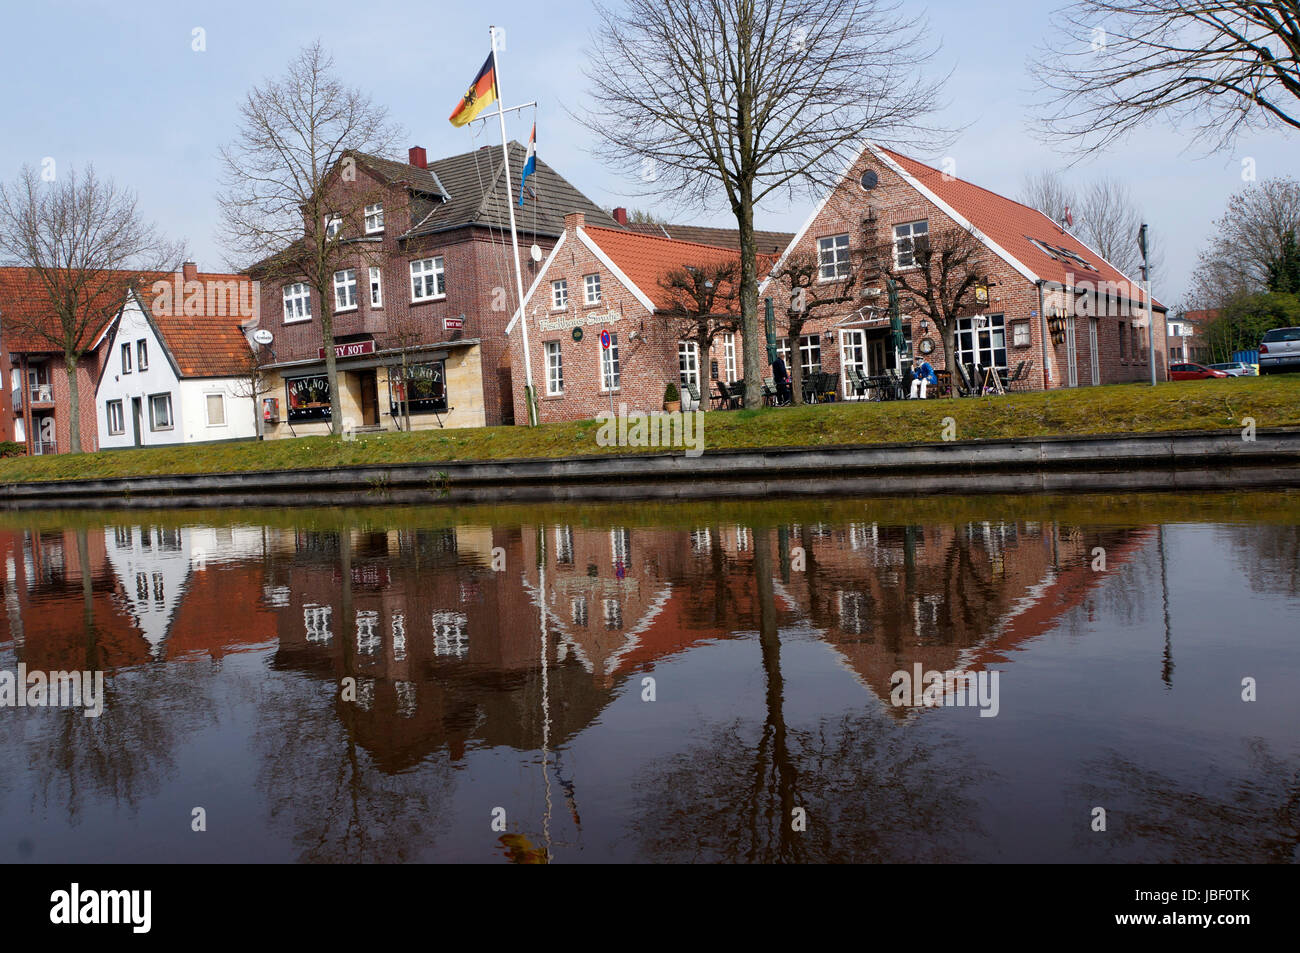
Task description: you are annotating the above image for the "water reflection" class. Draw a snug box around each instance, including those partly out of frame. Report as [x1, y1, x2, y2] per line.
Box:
[0, 494, 1297, 863]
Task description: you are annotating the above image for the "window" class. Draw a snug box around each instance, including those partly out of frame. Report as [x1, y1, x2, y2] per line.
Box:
[364, 203, 384, 234]
[600, 332, 620, 390]
[286, 375, 332, 421]
[611, 527, 631, 569]
[799, 334, 822, 376]
[333, 269, 357, 311]
[723, 333, 737, 382]
[137, 339, 148, 371]
[555, 525, 574, 565]
[106, 400, 124, 435]
[678, 341, 699, 389]
[818, 234, 851, 279]
[955, 314, 1007, 372]
[545, 341, 564, 395]
[149, 393, 173, 431]
[410, 257, 445, 301]
[325, 214, 342, 238]
[388, 361, 447, 413]
[1012, 321, 1031, 347]
[283, 282, 312, 322]
[894, 220, 929, 269]
[551, 278, 568, 310]
[369, 267, 383, 308]
[121, 342, 132, 373]
[584, 273, 602, 306]
[205, 393, 226, 427]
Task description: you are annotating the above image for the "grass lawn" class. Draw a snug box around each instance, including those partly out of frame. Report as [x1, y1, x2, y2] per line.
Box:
[2, 376, 1297, 485]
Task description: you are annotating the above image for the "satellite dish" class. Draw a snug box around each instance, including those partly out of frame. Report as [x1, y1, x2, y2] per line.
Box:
[530, 244, 543, 263]
[252, 329, 274, 345]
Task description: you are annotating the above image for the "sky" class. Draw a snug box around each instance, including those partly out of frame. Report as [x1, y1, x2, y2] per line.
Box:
[3, 0, 1296, 307]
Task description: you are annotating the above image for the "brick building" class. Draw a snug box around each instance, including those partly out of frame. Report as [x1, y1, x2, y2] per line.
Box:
[757, 142, 1169, 395]
[505, 213, 747, 423]
[1169, 310, 1214, 364]
[252, 143, 615, 435]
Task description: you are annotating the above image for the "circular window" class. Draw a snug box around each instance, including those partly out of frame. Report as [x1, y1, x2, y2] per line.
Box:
[860, 170, 879, 191]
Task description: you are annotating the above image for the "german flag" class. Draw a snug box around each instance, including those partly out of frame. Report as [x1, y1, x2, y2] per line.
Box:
[449, 54, 497, 127]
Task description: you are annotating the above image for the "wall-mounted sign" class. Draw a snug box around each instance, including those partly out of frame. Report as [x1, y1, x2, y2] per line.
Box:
[572, 326, 584, 342]
[444, 316, 464, 330]
[252, 328, 274, 345]
[318, 339, 375, 360]
[538, 311, 621, 332]
[919, 338, 935, 355]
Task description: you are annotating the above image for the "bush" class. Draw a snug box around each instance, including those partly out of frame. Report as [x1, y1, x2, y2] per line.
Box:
[0, 442, 25, 458]
[664, 382, 680, 402]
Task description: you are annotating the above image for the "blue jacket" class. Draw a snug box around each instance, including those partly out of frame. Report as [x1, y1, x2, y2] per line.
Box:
[917, 361, 937, 384]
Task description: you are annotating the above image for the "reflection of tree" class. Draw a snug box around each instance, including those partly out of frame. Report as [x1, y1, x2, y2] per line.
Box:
[1078, 739, 1300, 863]
[632, 528, 980, 863]
[1221, 524, 1300, 597]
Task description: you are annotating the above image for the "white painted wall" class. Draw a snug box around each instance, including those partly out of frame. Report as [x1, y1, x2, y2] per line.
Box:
[96, 295, 257, 447]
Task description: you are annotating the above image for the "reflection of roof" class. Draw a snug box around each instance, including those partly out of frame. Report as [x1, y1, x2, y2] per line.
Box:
[166, 563, 278, 660]
[876, 148, 1165, 310]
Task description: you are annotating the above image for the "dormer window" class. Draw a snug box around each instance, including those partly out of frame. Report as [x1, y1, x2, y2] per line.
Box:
[364, 203, 384, 234]
[325, 214, 343, 238]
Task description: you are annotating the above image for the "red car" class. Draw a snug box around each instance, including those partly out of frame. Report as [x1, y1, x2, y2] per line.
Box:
[1169, 362, 1229, 380]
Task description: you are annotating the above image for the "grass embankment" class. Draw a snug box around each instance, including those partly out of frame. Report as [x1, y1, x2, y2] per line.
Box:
[2, 376, 1297, 485]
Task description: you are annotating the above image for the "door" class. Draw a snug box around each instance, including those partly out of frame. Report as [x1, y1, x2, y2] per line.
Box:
[1089, 318, 1100, 385]
[1065, 316, 1078, 388]
[131, 397, 142, 447]
[867, 335, 887, 377]
[839, 329, 867, 399]
[359, 370, 379, 425]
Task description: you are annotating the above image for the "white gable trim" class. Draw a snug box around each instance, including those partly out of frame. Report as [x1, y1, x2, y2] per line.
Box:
[575, 227, 658, 314]
[505, 232, 567, 336]
[866, 143, 1040, 285]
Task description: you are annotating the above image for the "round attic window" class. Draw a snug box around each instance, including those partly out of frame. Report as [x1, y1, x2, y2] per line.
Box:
[859, 169, 879, 191]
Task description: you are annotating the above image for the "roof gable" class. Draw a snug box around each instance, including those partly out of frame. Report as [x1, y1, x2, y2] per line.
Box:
[582, 226, 753, 311]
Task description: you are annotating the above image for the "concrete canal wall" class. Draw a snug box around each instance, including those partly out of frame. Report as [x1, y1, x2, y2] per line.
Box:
[4, 427, 1300, 510]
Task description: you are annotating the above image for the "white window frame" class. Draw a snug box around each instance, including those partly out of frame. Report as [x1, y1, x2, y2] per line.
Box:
[545, 340, 564, 395]
[723, 333, 737, 382]
[325, 213, 342, 238]
[369, 267, 383, 308]
[333, 268, 357, 312]
[599, 332, 620, 391]
[584, 273, 602, 306]
[818, 234, 851, 280]
[121, 341, 132, 374]
[283, 282, 312, 323]
[799, 333, 822, 376]
[137, 339, 149, 371]
[148, 392, 174, 431]
[410, 257, 446, 302]
[1012, 321, 1031, 347]
[364, 203, 384, 234]
[678, 341, 699, 390]
[106, 399, 125, 435]
[205, 392, 227, 427]
[894, 220, 929, 270]
[551, 278, 568, 310]
[955, 313, 1008, 373]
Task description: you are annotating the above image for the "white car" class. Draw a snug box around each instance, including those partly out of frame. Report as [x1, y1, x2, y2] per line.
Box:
[1260, 328, 1300, 374]
[1207, 362, 1256, 377]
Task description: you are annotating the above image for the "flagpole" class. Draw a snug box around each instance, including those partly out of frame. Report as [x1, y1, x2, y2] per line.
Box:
[490, 25, 537, 426]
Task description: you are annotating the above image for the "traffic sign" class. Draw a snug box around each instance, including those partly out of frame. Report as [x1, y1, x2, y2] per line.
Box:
[600, 329, 611, 350]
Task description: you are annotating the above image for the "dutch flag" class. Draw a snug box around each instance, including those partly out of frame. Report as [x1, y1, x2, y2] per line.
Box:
[518, 123, 536, 207]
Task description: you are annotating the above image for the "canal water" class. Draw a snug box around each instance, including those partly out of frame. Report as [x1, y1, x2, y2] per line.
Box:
[1, 492, 1297, 863]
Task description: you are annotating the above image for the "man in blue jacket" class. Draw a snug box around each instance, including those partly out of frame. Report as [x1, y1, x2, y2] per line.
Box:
[910, 360, 937, 399]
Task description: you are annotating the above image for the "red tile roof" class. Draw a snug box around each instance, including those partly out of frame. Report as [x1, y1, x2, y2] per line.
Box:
[582, 226, 775, 311]
[0, 267, 128, 353]
[877, 148, 1165, 310]
[137, 276, 257, 378]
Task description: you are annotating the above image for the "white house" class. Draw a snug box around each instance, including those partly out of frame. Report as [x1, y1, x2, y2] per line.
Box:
[96, 282, 259, 449]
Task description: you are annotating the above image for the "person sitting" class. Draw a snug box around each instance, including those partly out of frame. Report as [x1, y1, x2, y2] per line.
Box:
[910, 360, 937, 399]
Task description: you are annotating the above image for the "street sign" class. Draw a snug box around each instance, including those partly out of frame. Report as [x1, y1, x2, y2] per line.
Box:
[600, 329, 611, 350]
[318, 340, 375, 360]
[444, 316, 464, 330]
[252, 329, 273, 345]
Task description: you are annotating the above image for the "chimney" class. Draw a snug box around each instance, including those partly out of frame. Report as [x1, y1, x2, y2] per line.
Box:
[408, 146, 428, 169]
[612, 207, 628, 226]
[564, 212, 585, 232]
[182, 261, 198, 282]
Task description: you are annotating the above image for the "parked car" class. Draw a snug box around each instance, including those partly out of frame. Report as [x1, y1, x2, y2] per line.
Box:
[1259, 327, 1300, 375]
[1208, 362, 1256, 377]
[1170, 362, 1229, 380]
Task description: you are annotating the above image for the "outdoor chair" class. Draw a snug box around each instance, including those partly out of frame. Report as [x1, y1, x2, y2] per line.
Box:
[762, 378, 778, 407]
[821, 373, 840, 402]
[933, 369, 954, 398]
[683, 381, 702, 410]
[801, 375, 820, 404]
[885, 369, 904, 401]
[849, 366, 871, 398]
[712, 380, 734, 410]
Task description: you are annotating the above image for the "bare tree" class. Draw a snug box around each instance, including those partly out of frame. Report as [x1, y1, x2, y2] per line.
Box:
[1187, 176, 1300, 307]
[0, 164, 182, 452]
[769, 251, 859, 404]
[230, 339, 278, 438]
[1019, 170, 1077, 227]
[870, 225, 988, 391]
[658, 259, 741, 402]
[581, 0, 944, 411]
[217, 42, 403, 434]
[1033, 1, 1300, 154]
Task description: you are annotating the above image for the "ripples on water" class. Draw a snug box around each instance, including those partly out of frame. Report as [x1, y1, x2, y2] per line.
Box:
[0, 493, 1297, 863]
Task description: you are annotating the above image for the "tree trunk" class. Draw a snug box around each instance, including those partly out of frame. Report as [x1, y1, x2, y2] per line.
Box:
[737, 179, 763, 410]
[320, 291, 341, 435]
[787, 315, 805, 406]
[939, 323, 965, 392]
[63, 354, 82, 453]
